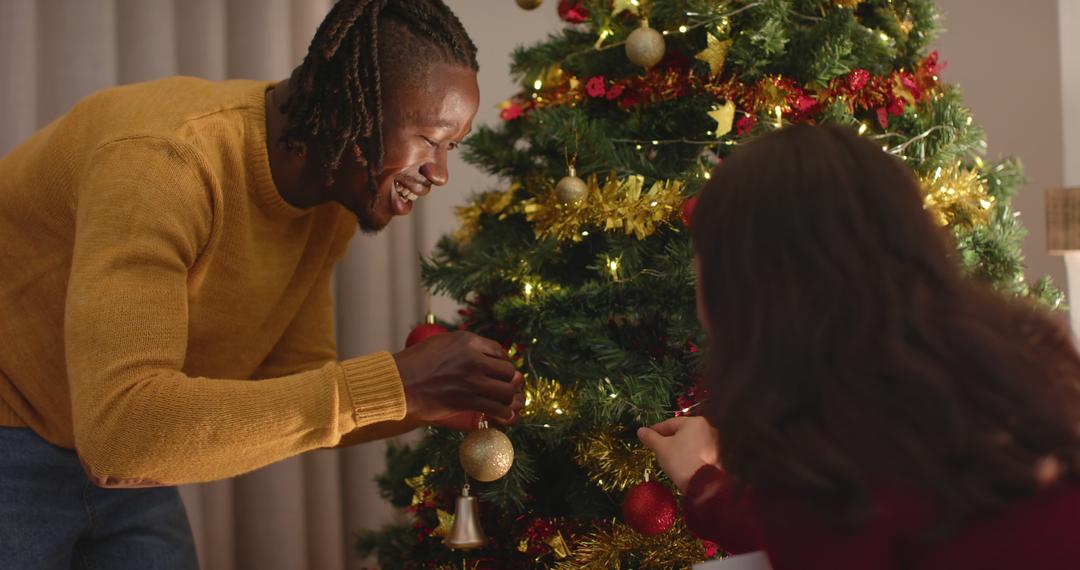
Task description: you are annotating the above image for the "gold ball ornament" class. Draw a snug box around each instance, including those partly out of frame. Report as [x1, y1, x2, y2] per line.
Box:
[459, 426, 515, 482]
[555, 166, 588, 204]
[516, 0, 543, 9]
[625, 24, 666, 68]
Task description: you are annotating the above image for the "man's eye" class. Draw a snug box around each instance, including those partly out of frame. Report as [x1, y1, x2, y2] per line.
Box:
[448, 142, 459, 151]
[421, 136, 438, 147]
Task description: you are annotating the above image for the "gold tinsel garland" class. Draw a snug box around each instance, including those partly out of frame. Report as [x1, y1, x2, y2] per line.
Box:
[920, 164, 994, 228]
[521, 375, 578, 422]
[454, 183, 520, 244]
[575, 429, 657, 492]
[552, 520, 710, 570]
[523, 174, 685, 242]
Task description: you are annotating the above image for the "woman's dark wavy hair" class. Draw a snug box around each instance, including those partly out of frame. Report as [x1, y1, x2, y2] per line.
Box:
[690, 124, 1080, 529]
[279, 0, 478, 187]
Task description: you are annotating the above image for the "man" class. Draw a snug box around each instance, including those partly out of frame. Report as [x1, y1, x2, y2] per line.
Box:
[0, 1, 521, 567]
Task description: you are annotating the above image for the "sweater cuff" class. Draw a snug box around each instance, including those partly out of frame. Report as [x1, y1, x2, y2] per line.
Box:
[338, 352, 407, 431]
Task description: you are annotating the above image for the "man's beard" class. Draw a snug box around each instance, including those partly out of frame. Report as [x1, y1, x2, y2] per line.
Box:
[352, 192, 388, 235]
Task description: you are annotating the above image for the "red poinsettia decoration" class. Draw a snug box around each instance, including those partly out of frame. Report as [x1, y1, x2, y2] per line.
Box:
[558, 0, 589, 23]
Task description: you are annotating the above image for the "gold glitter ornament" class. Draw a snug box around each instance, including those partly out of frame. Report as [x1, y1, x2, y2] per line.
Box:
[459, 420, 515, 482]
[555, 166, 588, 204]
[625, 22, 666, 68]
[516, 0, 543, 9]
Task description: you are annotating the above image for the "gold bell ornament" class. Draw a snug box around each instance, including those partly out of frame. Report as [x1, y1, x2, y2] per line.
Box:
[444, 483, 487, 550]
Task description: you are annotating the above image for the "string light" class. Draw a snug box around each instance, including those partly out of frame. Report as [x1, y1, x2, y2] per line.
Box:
[523, 281, 534, 302]
[606, 257, 621, 280]
[594, 28, 611, 49]
[773, 105, 783, 128]
[858, 123, 869, 135]
[533, 79, 543, 90]
[678, 25, 688, 33]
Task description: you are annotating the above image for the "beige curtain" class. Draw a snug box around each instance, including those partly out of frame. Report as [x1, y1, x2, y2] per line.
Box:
[0, 1, 562, 568]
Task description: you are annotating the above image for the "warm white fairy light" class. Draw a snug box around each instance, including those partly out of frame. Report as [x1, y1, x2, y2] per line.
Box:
[606, 257, 620, 280]
[858, 123, 869, 135]
[533, 79, 543, 90]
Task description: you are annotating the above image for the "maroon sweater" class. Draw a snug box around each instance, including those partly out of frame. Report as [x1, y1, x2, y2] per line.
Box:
[683, 465, 1080, 569]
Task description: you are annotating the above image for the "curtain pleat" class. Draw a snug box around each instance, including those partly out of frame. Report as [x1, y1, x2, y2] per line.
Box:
[117, 0, 177, 83]
[0, 0, 37, 156]
[35, 0, 117, 125]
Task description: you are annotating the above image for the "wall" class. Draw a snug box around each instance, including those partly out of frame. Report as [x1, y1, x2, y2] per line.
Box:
[931, 0, 1067, 293]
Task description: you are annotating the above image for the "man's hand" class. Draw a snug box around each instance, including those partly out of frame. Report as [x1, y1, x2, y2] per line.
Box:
[637, 416, 721, 492]
[393, 331, 524, 428]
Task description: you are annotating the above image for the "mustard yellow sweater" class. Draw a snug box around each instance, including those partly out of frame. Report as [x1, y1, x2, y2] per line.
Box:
[0, 77, 406, 487]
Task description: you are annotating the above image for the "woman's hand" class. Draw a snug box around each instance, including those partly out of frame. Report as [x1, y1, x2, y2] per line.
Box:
[637, 416, 721, 492]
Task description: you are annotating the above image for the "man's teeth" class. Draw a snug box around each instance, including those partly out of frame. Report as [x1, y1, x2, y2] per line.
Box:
[395, 182, 419, 202]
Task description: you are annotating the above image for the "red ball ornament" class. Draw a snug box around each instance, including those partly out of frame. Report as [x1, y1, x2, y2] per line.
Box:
[405, 314, 449, 347]
[622, 481, 677, 535]
[680, 195, 699, 228]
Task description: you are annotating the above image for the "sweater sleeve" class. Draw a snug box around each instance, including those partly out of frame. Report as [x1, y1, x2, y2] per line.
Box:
[65, 137, 405, 487]
[682, 465, 762, 555]
[250, 217, 348, 381]
[684, 465, 911, 570]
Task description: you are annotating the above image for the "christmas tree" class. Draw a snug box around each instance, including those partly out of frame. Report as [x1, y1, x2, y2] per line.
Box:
[358, 0, 1062, 567]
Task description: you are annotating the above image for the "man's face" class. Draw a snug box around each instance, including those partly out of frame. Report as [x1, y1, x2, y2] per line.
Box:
[331, 64, 480, 232]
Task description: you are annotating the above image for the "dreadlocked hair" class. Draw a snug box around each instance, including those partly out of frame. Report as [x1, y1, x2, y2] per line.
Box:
[279, 0, 478, 187]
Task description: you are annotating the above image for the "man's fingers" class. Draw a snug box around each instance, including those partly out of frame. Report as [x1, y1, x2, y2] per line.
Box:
[469, 334, 512, 361]
[478, 354, 517, 382]
[474, 376, 517, 406]
[649, 416, 693, 436]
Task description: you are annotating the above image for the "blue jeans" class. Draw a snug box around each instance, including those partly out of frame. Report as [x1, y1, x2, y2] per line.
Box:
[0, 427, 198, 569]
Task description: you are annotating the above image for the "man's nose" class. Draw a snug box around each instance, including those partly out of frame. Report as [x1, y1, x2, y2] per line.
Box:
[420, 147, 449, 187]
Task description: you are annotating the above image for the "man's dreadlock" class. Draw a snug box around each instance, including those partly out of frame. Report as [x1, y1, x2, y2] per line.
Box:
[279, 0, 478, 187]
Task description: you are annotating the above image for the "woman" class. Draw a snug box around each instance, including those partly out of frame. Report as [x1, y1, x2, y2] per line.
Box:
[639, 124, 1080, 568]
